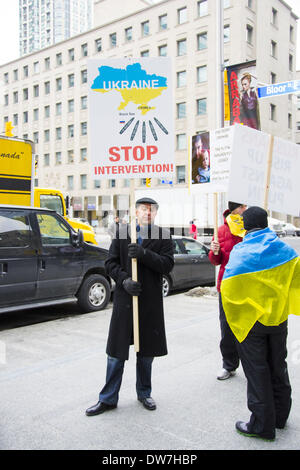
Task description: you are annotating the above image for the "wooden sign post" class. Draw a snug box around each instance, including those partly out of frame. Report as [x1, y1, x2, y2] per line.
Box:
[213, 192, 219, 254]
[130, 179, 139, 352]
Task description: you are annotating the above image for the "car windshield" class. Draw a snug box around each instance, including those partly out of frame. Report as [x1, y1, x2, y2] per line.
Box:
[39, 195, 64, 216]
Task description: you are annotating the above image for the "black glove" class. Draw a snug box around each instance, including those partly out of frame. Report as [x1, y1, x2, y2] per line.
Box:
[123, 277, 142, 296]
[128, 243, 145, 259]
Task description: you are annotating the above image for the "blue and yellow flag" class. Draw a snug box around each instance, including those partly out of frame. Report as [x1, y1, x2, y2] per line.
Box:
[221, 228, 300, 342]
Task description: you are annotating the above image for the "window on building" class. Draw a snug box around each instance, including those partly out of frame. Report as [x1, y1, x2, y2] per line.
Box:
[68, 99, 74, 112]
[197, 32, 207, 50]
[33, 108, 39, 120]
[141, 21, 149, 37]
[23, 65, 28, 78]
[33, 84, 39, 97]
[23, 111, 28, 123]
[33, 131, 39, 143]
[67, 175, 74, 190]
[68, 48, 75, 61]
[80, 148, 87, 161]
[270, 72, 276, 84]
[289, 54, 293, 72]
[55, 152, 62, 165]
[110, 32, 117, 47]
[44, 129, 50, 142]
[290, 26, 294, 42]
[81, 43, 88, 57]
[176, 133, 186, 150]
[68, 74, 74, 87]
[68, 150, 74, 163]
[4, 72, 9, 84]
[33, 61, 39, 73]
[44, 153, 50, 166]
[13, 91, 18, 103]
[80, 174, 87, 189]
[56, 53, 62, 66]
[44, 105, 50, 118]
[177, 102, 186, 119]
[68, 124, 74, 138]
[56, 127, 62, 140]
[56, 102, 62, 115]
[246, 24, 253, 44]
[197, 65, 207, 83]
[81, 96, 87, 109]
[56, 77, 62, 91]
[81, 69, 87, 84]
[94, 180, 101, 189]
[125, 27, 133, 41]
[44, 57, 50, 70]
[178, 7, 187, 24]
[4, 94, 8, 106]
[177, 39, 187, 56]
[197, 98, 207, 115]
[159, 14, 167, 30]
[81, 122, 87, 135]
[95, 38, 102, 52]
[176, 166, 186, 184]
[271, 8, 278, 26]
[288, 113, 292, 129]
[158, 44, 167, 56]
[141, 50, 149, 57]
[270, 103, 276, 121]
[177, 70, 186, 87]
[224, 25, 230, 43]
[198, 0, 208, 17]
[271, 40, 277, 58]
[44, 81, 50, 94]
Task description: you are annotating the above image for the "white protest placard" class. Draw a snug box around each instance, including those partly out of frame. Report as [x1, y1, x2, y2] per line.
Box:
[227, 124, 300, 216]
[88, 58, 174, 180]
[190, 126, 234, 193]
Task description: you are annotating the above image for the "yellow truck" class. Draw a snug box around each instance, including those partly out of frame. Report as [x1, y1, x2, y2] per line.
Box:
[0, 135, 97, 244]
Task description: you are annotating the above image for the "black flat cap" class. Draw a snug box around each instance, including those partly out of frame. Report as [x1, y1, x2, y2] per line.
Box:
[136, 197, 159, 208]
[243, 206, 268, 231]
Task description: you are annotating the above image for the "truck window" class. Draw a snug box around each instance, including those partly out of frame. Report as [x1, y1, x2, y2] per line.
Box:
[37, 213, 70, 246]
[39, 195, 64, 216]
[0, 211, 31, 247]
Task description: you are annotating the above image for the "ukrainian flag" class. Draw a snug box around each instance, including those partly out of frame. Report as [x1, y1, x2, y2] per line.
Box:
[221, 227, 300, 343]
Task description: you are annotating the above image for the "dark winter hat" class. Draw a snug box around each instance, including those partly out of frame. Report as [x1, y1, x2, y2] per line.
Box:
[243, 206, 268, 231]
[135, 197, 159, 209]
[228, 201, 243, 212]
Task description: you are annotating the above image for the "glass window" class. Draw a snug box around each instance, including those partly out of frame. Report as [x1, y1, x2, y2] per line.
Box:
[197, 65, 207, 83]
[39, 195, 64, 216]
[44, 153, 50, 166]
[176, 165, 185, 184]
[181, 238, 207, 255]
[159, 14, 167, 30]
[81, 96, 87, 109]
[110, 32, 117, 47]
[81, 122, 87, 135]
[56, 102, 62, 115]
[56, 77, 62, 91]
[141, 21, 149, 36]
[0, 211, 31, 247]
[177, 39, 187, 56]
[224, 25, 230, 43]
[56, 127, 62, 140]
[67, 175, 74, 190]
[81, 69, 87, 84]
[68, 124, 74, 138]
[177, 70, 186, 87]
[177, 102, 186, 119]
[125, 27, 133, 41]
[44, 81, 50, 94]
[55, 151, 62, 164]
[80, 174, 87, 189]
[95, 38, 102, 52]
[13, 69, 18, 80]
[177, 133, 186, 150]
[198, 0, 208, 17]
[178, 7, 187, 24]
[56, 53, 62, 66]
[44, 105, 50, 118]
[23, 88, 28, 100]
[158, 44, 167, 56]
[197, 98, 207, 115]
[37, 213, 70, 245]
[197, 32, 207, 50]
[68, 74, 74, 87]
[33, 108, 39, 120]
[81, 43, 88, 57]
[68, 48, 75, 61]
[33, 84, 39, 97]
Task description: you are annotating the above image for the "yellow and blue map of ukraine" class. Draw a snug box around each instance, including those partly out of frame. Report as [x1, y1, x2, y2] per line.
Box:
[91, 63, 167, 115]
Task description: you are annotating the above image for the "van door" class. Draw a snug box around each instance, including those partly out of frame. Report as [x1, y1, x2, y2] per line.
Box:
[35, 212, 83, 299]
[0, 209, 38, 306]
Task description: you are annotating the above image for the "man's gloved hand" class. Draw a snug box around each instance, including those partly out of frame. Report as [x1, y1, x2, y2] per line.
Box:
[128, 243, 145, 259]
[123, 277, 142, 296]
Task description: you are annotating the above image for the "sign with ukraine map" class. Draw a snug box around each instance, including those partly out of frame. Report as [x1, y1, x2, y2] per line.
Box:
[88, 58, 174, 180]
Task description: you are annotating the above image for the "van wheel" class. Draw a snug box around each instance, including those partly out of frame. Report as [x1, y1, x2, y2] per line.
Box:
[77, 274, 110, 312]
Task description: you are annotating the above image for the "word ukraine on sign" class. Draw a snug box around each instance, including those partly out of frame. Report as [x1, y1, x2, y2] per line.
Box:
[88, 58, 174, 180]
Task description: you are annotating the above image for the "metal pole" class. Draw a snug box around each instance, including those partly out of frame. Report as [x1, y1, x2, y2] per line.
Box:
[216, 0, 224, 129]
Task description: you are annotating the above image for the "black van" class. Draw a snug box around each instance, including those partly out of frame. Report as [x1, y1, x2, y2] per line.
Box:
[0, 205, 111, 313]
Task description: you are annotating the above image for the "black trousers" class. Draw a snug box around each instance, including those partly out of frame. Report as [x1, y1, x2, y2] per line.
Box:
[219, 293, 239, 371]
[236, 321, 292, 439]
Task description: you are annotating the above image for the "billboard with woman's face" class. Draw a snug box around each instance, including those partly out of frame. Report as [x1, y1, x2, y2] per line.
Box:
[226, 60, 260, 130]
[191, 132, 210, 185]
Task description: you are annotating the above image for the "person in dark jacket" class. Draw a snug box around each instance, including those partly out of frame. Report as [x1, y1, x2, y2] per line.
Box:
[85, 197, 174, 416]
[209, 201, 247, 380]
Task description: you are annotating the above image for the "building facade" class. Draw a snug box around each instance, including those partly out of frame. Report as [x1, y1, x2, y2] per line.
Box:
[1, 0, 298, 226]
[19, 0, 93, 56]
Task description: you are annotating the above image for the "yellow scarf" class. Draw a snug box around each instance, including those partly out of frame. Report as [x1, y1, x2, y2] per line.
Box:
[226, 213, 246, 237]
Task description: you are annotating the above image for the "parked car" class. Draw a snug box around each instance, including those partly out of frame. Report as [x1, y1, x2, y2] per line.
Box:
[282, 223, 297, 237]
[0, 205, 112, 314]
[162, 236, 215, 296]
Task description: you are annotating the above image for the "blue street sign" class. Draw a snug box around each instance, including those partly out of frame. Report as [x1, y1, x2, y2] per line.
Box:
[258, 80, 300, 98]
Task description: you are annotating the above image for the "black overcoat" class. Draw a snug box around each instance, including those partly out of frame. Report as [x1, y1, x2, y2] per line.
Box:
[104, 224, 174, 360]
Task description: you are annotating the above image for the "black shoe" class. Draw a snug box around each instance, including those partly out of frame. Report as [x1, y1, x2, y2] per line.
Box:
[138, 397, 156, 410]
[235, 421, 275, 441]
[85, 401, 117, 416]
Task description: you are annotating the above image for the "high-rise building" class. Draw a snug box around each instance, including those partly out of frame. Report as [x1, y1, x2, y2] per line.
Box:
[19, 0, 93, 56]
[1, 0, 299, 226]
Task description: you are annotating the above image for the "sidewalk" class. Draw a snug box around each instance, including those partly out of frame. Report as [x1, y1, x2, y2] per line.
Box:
[0, 293, 299, 450]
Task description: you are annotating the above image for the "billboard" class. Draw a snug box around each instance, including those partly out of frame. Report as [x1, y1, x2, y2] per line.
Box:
[226, 60, 260, 130]
[88, 58, 174, 180]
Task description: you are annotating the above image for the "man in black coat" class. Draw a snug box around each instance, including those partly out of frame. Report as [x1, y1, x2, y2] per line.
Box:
[86, 197, 174, 416]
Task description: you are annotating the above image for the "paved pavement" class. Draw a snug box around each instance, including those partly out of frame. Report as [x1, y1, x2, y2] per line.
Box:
[1, 291, 300, 451]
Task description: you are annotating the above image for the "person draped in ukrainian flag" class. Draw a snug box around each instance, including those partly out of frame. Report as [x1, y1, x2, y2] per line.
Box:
[221, 206, 300, 441]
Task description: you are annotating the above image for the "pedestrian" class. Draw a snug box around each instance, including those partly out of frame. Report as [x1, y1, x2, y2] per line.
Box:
[189, 220, 197, 240]
[209, 201, 247, 380]
[221, 206, 300, 441]
[85, 197, 174, 416]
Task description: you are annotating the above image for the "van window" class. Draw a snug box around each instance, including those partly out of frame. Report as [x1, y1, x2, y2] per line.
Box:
[37, 213, 70, 245]
[39, 194, 64, 216]
[0, 211, 31, 247]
